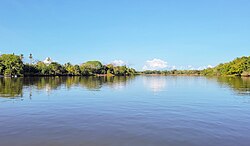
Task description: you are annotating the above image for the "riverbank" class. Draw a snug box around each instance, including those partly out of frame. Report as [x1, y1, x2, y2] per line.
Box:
[140, 73, 250, 77]
[1, 74, 249, 78]
[141, 74, 201, 76]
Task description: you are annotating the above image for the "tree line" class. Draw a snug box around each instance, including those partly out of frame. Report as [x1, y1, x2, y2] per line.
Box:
[1, 53, 249, 77]
[141, 56, 250, 77]
[0, 54, 136, 77]
[142, 69, 201, 75]
[201, 56, 250, 76]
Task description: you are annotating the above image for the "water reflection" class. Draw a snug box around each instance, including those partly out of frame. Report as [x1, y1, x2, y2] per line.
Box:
[0, 76, 250, 98]
[143, 76, 167, 92]
[207, 76, 250, 95]
[0, 78, 23, 98]
[1, 76, 250, 146]
[0, 76, 135, 98]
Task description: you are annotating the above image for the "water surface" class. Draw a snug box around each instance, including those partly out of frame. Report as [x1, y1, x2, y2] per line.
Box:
[0, 76, 250, 146]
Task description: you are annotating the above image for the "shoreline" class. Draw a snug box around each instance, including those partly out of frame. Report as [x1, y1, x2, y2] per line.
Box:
[1, 74, 249, 78]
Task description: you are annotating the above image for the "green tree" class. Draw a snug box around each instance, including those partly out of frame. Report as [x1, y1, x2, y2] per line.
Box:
[49, 62, 65, 75]
[80, 61, 103, 75]
[74, 65, 81, 75]
[64, 62, 75, 75]
[36, 61, 50, 75]
[202, 56, 250, 76]
[0, 54, 24, 76]
[23, 64, 39, 76]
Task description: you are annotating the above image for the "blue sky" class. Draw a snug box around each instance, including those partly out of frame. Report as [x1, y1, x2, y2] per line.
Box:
[0, 0, 249, 70]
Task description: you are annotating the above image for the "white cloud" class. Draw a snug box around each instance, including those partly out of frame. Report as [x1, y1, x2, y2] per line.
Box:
[142, 59, 214, 71]
[111, 60, 126, 66]
[143, 76, 167, 92]
[164, 64, 214, 70]
[143, 59, 168, 70]
[197, 65, 214, 70]
[171, 65, 176, 70]
[197, 66, 205, 70]
[187, 65, 195, 70]
[207, 65, 213, 68]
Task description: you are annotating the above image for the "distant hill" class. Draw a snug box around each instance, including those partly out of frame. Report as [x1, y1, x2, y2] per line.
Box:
[202, 56, 250, 76]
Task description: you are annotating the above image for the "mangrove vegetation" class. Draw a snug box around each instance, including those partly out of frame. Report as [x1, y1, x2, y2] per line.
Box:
[0, 53, 249, 77]
[202, 56, 250, 76]
[141, 56, 250, 77]
[0, 54, 136, 77]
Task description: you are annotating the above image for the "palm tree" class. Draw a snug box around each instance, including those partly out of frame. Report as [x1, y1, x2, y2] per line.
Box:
[20, 54, 24, 61]
[29, 53, 33, 64]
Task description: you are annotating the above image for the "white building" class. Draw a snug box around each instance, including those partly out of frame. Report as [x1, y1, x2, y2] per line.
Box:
[43, 57, 52, 65]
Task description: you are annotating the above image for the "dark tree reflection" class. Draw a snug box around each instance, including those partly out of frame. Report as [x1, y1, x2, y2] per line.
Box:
[208, 76, 250, 95]
[217, 77, 250, 95]
[0, 78, 23, 98]
[1, 76, 249, 98]
[0, 76, 135, 98]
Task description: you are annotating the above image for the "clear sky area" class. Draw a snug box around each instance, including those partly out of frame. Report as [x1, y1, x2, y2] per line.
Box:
[0, 0, 249, 70]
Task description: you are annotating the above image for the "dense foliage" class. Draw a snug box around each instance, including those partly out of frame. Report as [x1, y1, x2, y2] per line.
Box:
[0, 54, 24, 76]
[142, 70, 201, 75]
[142, 56, 250, 77]
[1, 53, 249, 77]
[0, 54, 136, 77]
[201, 56, 250, 76]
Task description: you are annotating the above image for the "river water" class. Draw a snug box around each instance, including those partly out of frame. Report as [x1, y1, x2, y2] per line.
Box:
[0, 76, 250, 146]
